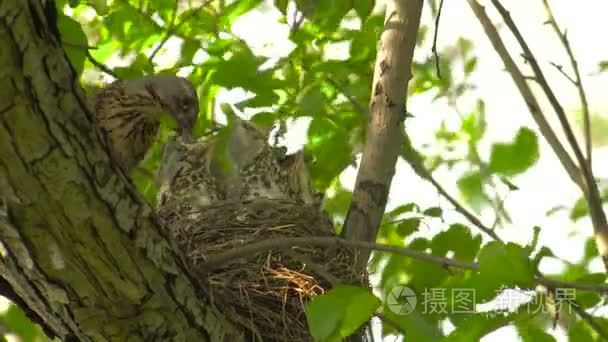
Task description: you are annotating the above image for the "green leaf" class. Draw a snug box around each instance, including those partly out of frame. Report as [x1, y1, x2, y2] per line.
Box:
[472, 242, 535, 301]
[397, 218, 421, 236]
[57, 14, 88, 76]
[457, 171, 484, 211]
[275, 0, 289, 14]
[531, 246, 554, 269]
[297, 83, 326, 116]
[89, 41, 118, 63]
[461, 101, 486, 142]
[305, 0, 352, 32]
[432, 224, 481, 261]
[350, 15, 383, 62]
[443, 312, 518, 342]
[381, 238, 447, 291]
[571, 273, 605, 308]
[354, 0, 374, 21]
[382, 307, 442, 341]
[569, 197, 588, 220]
[386, 203, 419, 219]
[583, 237, 599, 261]
[306, 285, 380, 341]
[488, 127, 539, 176]
[464, 57, 478, 75]
[307, 117, 353, 190]
[516, 320, 556, 342]
[220, 0, 263, 28]
[568, 319, 594, 342]
[423, 206, 442, 217]
[179, 39, 201, 65]
[249, 112, 278, 128]
[1, 304, 41, 342]
[90, 0, 109, 15]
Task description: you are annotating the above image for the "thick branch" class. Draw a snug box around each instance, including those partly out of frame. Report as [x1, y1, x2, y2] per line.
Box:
[0, 1, 240, 340]
[200, 236, 608, 295]
[342, 0, 424, 273]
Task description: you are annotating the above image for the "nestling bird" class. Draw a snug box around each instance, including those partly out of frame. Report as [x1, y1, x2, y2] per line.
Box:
[95, 74, 199, 173]
[156, 110, 320, 214]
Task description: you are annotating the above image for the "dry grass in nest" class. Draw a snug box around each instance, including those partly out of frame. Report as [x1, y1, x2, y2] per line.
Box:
[158, 199, 367, 341]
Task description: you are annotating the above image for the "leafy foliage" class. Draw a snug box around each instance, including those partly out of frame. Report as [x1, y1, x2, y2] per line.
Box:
[305, 285, 380, 341]
[488, 127, 539, 176]
[0, 303, 50, 342]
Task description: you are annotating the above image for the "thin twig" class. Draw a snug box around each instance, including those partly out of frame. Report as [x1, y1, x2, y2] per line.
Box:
[541, 278, 608, 296]
[490, 0, 608, 273]
[466, 0, 583, 190]
[428, 174, 500, 240]
[568, 299, 608, 339]
[116, 0, 202, 46]
[468, 1, 608, 336]
[149, 0, 215, 62]
[149, 0, 180, 61]
[400, 133, 501, 240]
[86, 51, 119, 79]
[324, 72, 503, 241]
[490, 0, 587, 188]
[325, 77, 369, 116]
[431, 0, 445, 78]
[492, 0, 585, 169]
[201, 236, 477, 271]
[62, 41, 98, 50]
[549, 62, 577, 85]
[542, 0, 593, 168]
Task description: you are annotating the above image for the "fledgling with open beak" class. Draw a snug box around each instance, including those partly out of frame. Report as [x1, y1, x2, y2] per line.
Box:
[95, 74, 199, 173]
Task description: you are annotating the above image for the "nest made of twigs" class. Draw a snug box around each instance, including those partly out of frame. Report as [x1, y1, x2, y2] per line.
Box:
[158, 199, 367, 341]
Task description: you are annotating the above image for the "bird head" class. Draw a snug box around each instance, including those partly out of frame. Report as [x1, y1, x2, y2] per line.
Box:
[125, 74, 199, 138]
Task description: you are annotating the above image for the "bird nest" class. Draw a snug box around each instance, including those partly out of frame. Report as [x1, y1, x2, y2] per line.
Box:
[158, 199, 367, 341]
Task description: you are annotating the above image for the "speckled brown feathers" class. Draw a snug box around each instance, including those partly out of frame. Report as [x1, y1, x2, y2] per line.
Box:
[156, 117, 320, 218]
[94, 75, 198, 173]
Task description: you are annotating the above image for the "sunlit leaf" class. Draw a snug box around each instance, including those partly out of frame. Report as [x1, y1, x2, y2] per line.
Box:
[354, 0, 374, 21]
[457, 171, 484, 210]
[306, 285, 380, 341]
[517, 323, 556, 342]
[444, 311, 519, 342]
[57, 14, 88, 76]
[471, 242, 535, 301]
[397, 218, 421, 237]
[0, 304, 45, 342]
[488, 127, 539, 176]
[432, 224, 481, 261]
[423, 206, 442, 218]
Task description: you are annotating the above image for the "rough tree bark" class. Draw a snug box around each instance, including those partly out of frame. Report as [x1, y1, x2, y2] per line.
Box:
[0, 1, 244, 340]
[342, 0, 423, 272]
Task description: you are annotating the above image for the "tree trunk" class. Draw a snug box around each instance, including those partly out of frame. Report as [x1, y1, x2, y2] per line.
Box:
[0, 1, 244, 340]
[342, 0, 423, 272]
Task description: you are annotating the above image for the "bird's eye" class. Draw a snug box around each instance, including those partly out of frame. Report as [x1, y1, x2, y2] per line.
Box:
[180, 98, 191, 110]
